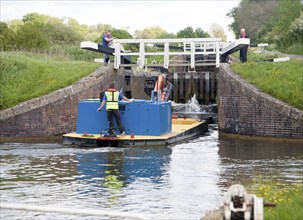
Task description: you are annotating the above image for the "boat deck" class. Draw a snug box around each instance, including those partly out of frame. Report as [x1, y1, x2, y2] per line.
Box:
[63, 118, 208, 147]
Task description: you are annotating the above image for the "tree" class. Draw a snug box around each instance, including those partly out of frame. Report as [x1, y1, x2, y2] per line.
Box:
[0, 19, 49, 50]
[227, 0, 279, 41]
[0, 22, 8, 33]
[89, 23, 113, 35]
[210, 24, 227, 41]
[134, 26, 168, 39]
[0, 22, 18, 50]
[7, 19, 24, 32]
[270, 0, 302, 41]
[288, 11, 303, 43]
[157, 32, 177, 39]
[177, 26, 195, 38]
[195, 27, 210, 38]
[177, 26, 210, 38]
[22, 12, 61, 27]
[111, 28, 133, 39]
[21, 13, 84, 45]
[16, 23, 50, 50]
[86, 23, 114, 42]
[85, 32, 101, 42]
[226, 6, 240, 39]
[227, 0, 302, 53]
[41, 22, 83, 44]
[63, 17, 89, 39]
[111, 28, 137, 51]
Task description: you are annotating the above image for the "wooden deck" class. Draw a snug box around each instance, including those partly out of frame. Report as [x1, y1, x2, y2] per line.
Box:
[63, 118, 208, 147]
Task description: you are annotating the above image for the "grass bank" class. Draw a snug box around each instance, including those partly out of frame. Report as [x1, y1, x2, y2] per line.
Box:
[0, 51, 100, 110]
[231, 51, 303, 110]
[247, 181, 303, 220]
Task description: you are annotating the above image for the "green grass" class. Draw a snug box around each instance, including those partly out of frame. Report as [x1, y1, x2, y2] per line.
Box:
[231, 51, 303, 110]
[263, 43, 303, 56]
[46, 44, 103, 61]
[278, 43, 303, 56]
[248, 181, 303, 220]
[0, 51, 100, 110]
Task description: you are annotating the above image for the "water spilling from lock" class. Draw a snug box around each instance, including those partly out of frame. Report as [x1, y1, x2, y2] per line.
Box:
[172, 94, 217, 122]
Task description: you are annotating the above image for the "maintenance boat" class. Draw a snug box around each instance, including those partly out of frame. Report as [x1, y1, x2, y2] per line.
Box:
[63, 98, 208, 147]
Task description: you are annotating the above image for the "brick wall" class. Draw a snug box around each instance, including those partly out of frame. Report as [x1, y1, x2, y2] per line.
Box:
[0, 66, 124, 138]
[218, 64, 303, 139]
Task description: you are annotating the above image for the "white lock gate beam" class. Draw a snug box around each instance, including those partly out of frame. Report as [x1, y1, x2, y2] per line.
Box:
[112, 38, 225, 70]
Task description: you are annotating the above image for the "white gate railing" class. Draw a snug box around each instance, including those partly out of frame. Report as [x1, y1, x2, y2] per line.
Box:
[113, 38, 227, 70]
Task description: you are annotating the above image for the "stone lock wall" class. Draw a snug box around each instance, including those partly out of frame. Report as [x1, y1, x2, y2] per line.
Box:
[218, 64, 303, 139]
[0, 66, 124, 138]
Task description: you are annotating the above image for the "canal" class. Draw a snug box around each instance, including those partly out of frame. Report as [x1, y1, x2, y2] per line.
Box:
[1, 128, 302, 219]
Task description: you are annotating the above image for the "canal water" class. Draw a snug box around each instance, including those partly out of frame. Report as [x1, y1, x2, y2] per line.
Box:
[1, 128, 302, 219]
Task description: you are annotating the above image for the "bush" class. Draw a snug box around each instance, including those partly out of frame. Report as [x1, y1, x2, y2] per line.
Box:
[16, 23, 50, 50]
[0, 28, 18, 51]
[41, 23, 83, 45]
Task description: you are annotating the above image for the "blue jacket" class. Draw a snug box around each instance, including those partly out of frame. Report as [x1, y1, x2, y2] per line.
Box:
[102, 34, 111, 47]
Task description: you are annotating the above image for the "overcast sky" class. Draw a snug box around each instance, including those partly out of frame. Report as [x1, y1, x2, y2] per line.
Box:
[1, 0, 241, 41]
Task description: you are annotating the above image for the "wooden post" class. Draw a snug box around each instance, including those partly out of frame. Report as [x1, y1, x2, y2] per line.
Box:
[185, 72, 192, 101]
[210, 71, 215, 102]
[179, 72, 185, 103]
[173, 72, 179, 103]
[199, 72, 204, 104]
[205, 72, 210, 104]
[193, 72, 199, 102]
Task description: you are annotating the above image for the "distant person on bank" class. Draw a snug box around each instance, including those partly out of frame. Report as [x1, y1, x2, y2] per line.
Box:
[97, 82, 132, 136]
[239, 28, 249, 63]
[102, 31, 114, 64]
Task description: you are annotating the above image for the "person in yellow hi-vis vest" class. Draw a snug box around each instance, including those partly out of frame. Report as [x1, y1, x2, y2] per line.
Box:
[97, 82, 132, 136]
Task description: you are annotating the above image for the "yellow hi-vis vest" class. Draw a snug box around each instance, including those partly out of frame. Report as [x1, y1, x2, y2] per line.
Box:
[105, 91, 119, 110]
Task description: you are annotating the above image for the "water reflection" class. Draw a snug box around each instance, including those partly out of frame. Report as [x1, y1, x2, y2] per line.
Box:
[75, 147, 172, 186]
[218, 137, 303, 187]
[219, 138, 303, 160]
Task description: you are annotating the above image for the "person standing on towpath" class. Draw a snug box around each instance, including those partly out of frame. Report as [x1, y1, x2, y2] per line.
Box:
[239, 28, 249, 63]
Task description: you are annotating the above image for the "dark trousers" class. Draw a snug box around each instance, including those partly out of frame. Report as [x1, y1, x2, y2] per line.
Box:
[104, 54, 109, 63]
[240, 47, 248, 62]
[107, 110, 124, 135]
